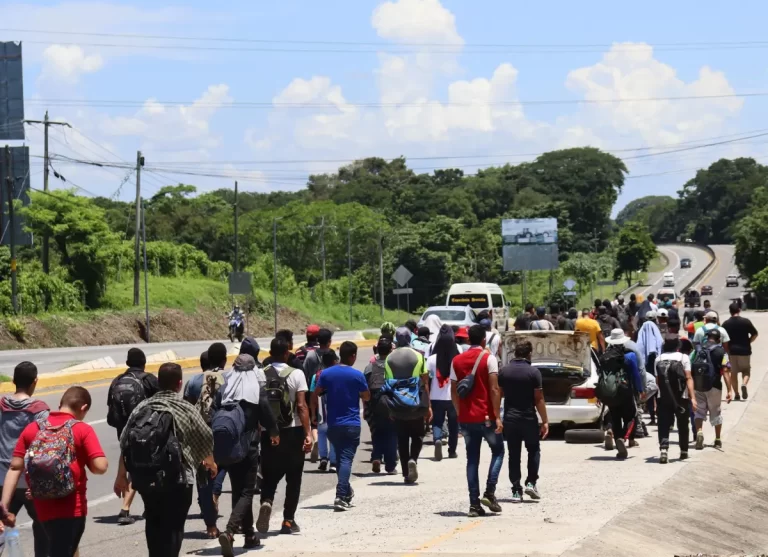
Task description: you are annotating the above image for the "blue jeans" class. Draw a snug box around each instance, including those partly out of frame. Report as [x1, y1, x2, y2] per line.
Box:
[460, 422, 504, 506]
[431, 400, 458, 454]
[371, 423, 398, 472]
[317, 422, 337, 463]
[327, 425, 361, 500]
[197, 467, 226, 527]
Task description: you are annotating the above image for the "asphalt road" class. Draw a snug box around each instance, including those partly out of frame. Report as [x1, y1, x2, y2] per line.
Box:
[631, 243, 712, 302]
[11, 347, 379, 557]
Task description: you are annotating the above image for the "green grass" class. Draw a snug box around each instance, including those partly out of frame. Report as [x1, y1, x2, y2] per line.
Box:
[0, 375, 10, 382]
[649, 251, 669, 273]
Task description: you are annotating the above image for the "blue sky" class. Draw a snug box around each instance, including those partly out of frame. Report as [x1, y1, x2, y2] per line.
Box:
[4, 0, 768, 211]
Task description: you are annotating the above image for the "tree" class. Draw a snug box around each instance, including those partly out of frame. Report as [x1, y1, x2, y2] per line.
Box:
[733, 193, 768, 279]
[615, 195, 675, 226]
[613, 222, 657, 287]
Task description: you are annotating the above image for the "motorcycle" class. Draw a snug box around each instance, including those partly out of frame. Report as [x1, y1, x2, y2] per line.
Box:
[229, 315, 244, 342]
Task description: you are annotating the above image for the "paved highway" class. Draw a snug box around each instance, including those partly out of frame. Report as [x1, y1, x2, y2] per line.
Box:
[631, 243, 713, 302]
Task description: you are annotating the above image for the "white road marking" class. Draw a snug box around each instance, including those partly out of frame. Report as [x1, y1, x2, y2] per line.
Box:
[87, 418, 107, 426]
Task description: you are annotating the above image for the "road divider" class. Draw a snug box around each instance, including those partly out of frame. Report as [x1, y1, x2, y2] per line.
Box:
[0, 338, 378, 393]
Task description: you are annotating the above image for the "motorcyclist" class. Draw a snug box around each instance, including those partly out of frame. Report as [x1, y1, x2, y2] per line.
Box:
[229, 305, 244, 321]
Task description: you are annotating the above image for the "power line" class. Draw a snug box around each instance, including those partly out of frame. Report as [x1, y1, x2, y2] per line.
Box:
[24, 91, 768, 110]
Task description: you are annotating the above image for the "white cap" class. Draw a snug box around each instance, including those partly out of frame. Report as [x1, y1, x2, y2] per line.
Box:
[606, 328, 630, 345]
[705, 311, 719, 321]
[646, 310, 657, 319]
[657, 308, 668, 318]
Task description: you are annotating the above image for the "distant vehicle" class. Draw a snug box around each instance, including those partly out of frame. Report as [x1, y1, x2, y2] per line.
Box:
[663, 272, 675, 287]
[229, 315, 244, 342]
[726, 274, 740, 288]
[446, 283, 508, 331]
[681, 258, 692, 269]
[684, 289, 701, 308]
[417, 306, 477, 329]
[701, 285, 713, 296]
[516, 228, 533, 243]
[656, 288, 678, 305]
[502, 331, 599, 429]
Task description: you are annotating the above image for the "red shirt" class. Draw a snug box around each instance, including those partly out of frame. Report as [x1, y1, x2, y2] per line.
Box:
[450, 347, 499, 424]
[13, 411, 105, 522]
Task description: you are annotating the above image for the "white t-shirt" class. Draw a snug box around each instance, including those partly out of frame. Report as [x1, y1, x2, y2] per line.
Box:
[427, 345, 465, 401]
[271, 362, 309, 428]
[655, 352, 691, 400]
[485, 330, 501, 357]
[449, 347, 500, 381]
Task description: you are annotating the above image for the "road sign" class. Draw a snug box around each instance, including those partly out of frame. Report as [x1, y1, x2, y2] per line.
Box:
[563, 278, 577, 290]
[597, 280, 618, 286]
[228, 272, 252, 295]
[564, 291, 578, 296]
[0, 42, 25, 140]
[391, 265, 413, 287]
[393, 288, 413, 295]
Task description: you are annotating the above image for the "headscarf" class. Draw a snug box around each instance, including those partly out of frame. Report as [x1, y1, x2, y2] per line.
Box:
[424, 314, 442, 338]
[239, 336, 261, 365]
[434, 324, 459, 386]
[221, 354, 261, 405]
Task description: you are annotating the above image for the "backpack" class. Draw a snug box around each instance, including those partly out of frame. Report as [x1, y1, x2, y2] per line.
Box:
[616, 305, 630, 331]
[195, 370, 223, 425]
[691, 347, 717, 392]
[107, 371, 149, 431]
[295, 344, 318, 365]
[25, 419, 77, 500]
[365, 360, 391, 422]
[264, 365, 295, 428]
[383, 376, 425, 419]
[598, 316, 614, 341]
[656, 357, 688, 412]
[122, 406, 185, 492]
[595, 345, 630, 406]
[211, 403, 249, 466]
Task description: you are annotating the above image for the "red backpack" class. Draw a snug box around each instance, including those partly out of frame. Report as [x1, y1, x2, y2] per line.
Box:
[25, 419, 77, 499]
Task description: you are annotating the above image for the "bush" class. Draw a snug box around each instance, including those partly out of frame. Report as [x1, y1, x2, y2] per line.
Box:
[5, 317, 25, 341]
[0, 272, 83, 315]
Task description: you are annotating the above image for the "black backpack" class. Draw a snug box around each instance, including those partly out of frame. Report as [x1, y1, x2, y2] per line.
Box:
[616, 305, 630, 331]
[595, 345, 630, 406]
[692, 347, 717, 392]
[264, 365, 295, 428]
[656, 357, 687, 413]
[211, 403, 249, 467]
[107, 371, 149, 431]
[365, 360, 391, 422]
[122, 406, 185, 492]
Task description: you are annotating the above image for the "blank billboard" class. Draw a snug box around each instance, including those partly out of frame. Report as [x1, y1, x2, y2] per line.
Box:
[503, 244, 559, 271]
[502, 218, 557, 245]
[0, 42, 24, 140]
[0, 146, 32, 246]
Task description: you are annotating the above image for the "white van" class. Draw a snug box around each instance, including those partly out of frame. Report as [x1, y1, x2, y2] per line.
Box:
[663, 272, 675, 287]
[446, 283, 509, 331]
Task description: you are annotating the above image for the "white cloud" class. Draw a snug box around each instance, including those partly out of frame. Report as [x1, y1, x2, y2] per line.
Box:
[39, 45, 103, 84]
[371, 0, 463, 45]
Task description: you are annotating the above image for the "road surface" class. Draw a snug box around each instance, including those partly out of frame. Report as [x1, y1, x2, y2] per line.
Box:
[631, 243, 713, 302]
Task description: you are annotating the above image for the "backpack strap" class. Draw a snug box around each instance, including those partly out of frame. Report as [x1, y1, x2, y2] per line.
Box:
[469, 350, 486, 377]
[278, 366, 295, 379]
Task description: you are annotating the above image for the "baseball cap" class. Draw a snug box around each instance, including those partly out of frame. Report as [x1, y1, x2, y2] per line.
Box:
[657, 308, 668, 318]
[417, 326, 432, 338]
[646, 310, 657, 320]
[705, 311, 719, 321]
[306, 324, 320, 336]
[395, 326, 412, 347]
[456, 326, 470, 339]
[479, 318, 492, 329]
[706, 327, 721, 340]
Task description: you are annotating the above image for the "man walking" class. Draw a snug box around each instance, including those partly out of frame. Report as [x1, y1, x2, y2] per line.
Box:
[0, 362, 50, 556]
[385, 328, 431, 484]
[498, 340, 548, 503]
[312, 342, 370, 511]
[529, 307, 555, 331]
[693, 329, 732, 450]
[106, 348, 159, 525]
[655, 336, 696, 463]
[364, 337, 398, 474]
[451, 325, 504, 517]
[693, 311, 730, 352]
[303, 328, 332, 462]
[722, 302, 758, 400]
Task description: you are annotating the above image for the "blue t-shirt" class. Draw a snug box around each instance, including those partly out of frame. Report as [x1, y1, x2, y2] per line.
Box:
[317, 364, 368, 427]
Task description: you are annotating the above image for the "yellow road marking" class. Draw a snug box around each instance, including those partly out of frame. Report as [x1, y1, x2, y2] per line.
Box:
[401, 520, 483, 557]
[695, 247, 721, 289]
[36, 367, 203, 398]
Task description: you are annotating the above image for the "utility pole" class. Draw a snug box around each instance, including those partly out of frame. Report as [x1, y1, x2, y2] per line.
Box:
[133, 151, 144, 306]
[142, 200, 150, 342]
[379, 230, 385, 317]
[347, 228, 354, 326]
[273, 217, 281, 334]
[3, 147, 17, 313]
[23, 113, 70, 277]
[591, 227, 599, 305]
[233, 181, 239, 273]
[308, 216, 335, 283]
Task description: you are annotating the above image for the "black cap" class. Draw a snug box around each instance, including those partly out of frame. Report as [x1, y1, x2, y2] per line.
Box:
[417, 326, 432, 338]
[706, 328, 721, 340]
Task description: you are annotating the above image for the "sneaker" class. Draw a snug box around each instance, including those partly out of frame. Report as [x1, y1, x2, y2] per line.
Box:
[310, 443, 319, 463]
[448, 451, 458, 459]
[218, 531, 236, 557]
[243, 533, 260, 549]
[615, 438, 628, 459]
[695, 431, 704, 450]
[117, 509, 135, 525]
[742, 385, 749, 400]
[386, 468, 398, 475]
[604, 430, 615, 451]
[329, 464, 337, 474]
[372, 459, 381, 474]
[441, 438, 448, 446]
[680, 451, 689, 461]
[714, 439, 722, 449]
[280, 520, 300, 534]
[334, 498, 351, 512]
[511, 488, 523, 504]
[468, 505, 487, 517]
[318, 459, 328, 472]
[660, 449, 668, 464]
[434, 442, 443, 461]
[629, 439, 639, 448]
[480, 492, 502, 513]
[345, 487, 355, 506]
[524, 482, 541, 500]
[256, 501, 272, 534]
[735, 394, 741, 401]
[407, 459, 419, 483]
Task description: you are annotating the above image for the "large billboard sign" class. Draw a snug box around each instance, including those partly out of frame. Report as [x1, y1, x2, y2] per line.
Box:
[0, 42, 24, 140]
[0, 146, 32, 246]
[502, 218, 558, 271]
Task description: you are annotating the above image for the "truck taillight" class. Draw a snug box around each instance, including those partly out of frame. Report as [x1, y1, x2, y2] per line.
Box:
[572, 387, 595, 399]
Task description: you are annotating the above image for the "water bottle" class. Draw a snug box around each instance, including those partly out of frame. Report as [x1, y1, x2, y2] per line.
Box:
[5, 527, 23, 557]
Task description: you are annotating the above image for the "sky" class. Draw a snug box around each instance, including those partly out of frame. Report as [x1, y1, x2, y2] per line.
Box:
[3, 0, 768, 212]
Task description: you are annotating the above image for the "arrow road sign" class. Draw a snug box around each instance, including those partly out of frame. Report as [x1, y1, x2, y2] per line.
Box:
[563, 278, 577, 290]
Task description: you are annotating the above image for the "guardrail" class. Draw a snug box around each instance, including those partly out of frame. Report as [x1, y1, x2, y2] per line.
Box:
[667, 242, 717, 294]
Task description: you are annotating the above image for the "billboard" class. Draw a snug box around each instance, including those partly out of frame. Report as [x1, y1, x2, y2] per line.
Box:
[0, 146, 32, 246]
[501, 218, 558, 271]
[0, 42, 24, 140]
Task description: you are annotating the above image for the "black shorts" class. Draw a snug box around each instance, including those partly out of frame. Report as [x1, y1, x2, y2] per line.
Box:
[42, 516, 86, 557]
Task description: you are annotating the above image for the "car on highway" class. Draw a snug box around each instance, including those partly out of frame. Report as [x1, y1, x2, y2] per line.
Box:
[662, 272, 675, 287]
[701, 285, 713, 296]
[417, 305, 477, 329]
[681, 258, 692, 268]
[656, 288, 678, 305]
[726, 274, 740, 288]
[501, 331, 599, 430]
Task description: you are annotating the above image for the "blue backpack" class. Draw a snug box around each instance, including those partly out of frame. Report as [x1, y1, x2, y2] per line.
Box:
[383, 377, 429, 419]
[211, 403, 249, 466]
